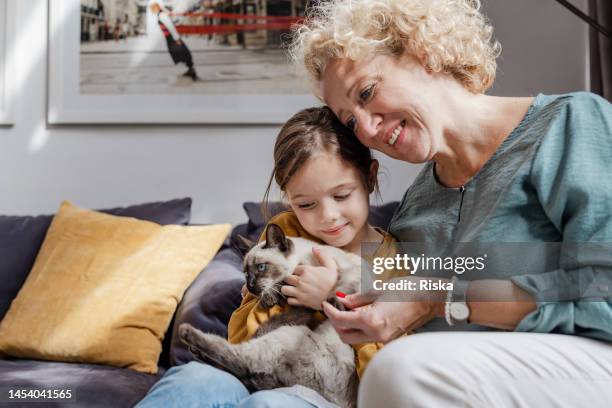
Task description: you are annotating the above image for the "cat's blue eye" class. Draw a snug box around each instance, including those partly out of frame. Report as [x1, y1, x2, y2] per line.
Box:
[256, 263, 268, 272]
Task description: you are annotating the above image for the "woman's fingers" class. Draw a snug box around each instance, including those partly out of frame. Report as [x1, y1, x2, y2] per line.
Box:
[336, 328, 370, 345]
[341, 290, 379, 309]
[322, 301, 367, 330]
[323, 301, 374, 344]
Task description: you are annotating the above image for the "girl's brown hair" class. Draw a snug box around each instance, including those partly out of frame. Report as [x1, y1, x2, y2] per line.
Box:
[263, 106, 379, 219]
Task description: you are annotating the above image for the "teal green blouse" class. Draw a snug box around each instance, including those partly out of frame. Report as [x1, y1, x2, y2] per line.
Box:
[389, 92, 612, 340]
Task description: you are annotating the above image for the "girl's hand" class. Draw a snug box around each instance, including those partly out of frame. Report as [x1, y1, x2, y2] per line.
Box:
[281, 248, 339, 310]
[322, 282, 446, 344]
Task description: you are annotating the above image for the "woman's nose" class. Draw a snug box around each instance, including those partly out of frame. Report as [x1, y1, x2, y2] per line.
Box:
[355, 111, 382, 143]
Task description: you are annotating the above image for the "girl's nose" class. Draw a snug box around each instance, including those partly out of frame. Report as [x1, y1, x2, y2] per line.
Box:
[320, 201, 340, 223]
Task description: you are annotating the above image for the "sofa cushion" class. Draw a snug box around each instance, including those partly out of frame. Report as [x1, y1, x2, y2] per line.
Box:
[366, 201, 401, 230]
[0, 201, 230, 374]
[0, 198, 192, 322]
[0, 359, 163, 408]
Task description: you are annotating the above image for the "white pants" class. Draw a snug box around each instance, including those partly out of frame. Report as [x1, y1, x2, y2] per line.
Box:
[358, 332, 612, 408]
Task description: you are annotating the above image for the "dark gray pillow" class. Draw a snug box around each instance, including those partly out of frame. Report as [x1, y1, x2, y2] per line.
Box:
[169, 247, 244, 366]
[0, 198, 192, 322]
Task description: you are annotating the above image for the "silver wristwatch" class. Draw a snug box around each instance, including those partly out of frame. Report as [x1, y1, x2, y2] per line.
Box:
[445, 276, 470, 326]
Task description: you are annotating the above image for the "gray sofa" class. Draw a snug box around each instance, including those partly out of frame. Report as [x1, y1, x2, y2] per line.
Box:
[0, 199, 398, 407]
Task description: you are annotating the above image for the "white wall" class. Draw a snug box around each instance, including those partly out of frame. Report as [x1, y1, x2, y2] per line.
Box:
[0, 0, 589, 224]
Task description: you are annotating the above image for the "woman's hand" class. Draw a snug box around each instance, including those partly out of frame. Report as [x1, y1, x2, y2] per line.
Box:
[281, 248, 339, 310]
[322, 279, 446, 344]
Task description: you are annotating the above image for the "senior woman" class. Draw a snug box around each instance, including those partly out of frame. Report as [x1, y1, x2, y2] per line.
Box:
[287, 0, 612, 406]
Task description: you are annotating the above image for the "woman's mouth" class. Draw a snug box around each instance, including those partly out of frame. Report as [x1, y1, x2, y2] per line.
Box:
[322, 222, 349, 235]
[388, 120, 406, 146]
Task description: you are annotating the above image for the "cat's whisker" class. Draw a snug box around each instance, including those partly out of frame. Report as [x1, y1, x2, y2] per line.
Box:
[270, 286, 287, 300]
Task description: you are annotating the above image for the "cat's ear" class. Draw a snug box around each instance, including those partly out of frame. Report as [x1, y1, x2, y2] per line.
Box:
[264, 223, 292, 254]
[234, 235, 256, 256]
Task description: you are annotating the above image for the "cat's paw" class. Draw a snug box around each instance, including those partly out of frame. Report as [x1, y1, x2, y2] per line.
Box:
[179, 323, 202, 348]
[179, 323, 212, 362]
[327, 296, 347, 311]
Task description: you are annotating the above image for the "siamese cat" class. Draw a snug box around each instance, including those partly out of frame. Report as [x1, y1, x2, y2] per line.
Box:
[179, 223, 361, 408]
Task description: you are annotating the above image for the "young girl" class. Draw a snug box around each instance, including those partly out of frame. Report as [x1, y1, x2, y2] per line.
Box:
[136, 106, 392, 408]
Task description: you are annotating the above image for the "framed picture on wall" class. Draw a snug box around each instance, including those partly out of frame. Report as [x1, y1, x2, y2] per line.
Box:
[0, 0, 16, 125]
[48, 0, 318, 125]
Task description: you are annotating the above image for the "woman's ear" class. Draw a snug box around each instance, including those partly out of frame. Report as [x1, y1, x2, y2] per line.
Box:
[368, 159, 379, 193]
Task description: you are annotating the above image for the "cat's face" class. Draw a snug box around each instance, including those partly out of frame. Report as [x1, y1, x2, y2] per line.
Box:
[239, 224, 296, 308]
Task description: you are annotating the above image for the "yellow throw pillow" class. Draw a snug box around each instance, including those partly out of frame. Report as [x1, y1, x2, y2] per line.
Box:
[0, 201, 231, 374]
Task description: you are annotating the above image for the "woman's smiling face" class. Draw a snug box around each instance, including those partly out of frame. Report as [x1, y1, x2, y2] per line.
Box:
[321, 53, 446, 164]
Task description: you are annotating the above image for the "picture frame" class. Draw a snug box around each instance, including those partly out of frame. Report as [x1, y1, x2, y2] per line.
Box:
[47, 0, 318, 125]
[0, 0, 16, 125]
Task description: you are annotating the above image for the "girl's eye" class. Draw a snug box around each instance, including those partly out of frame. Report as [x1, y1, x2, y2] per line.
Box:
[346, 117, 356, 131]
[297, 202, 315, 210]
[334, 193, 351, 201]
[256, 263, 268, 272]
[359, 85, 374, 102]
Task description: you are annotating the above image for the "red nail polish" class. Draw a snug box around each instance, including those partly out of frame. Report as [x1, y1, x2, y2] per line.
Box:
[336, 291, 346, 298]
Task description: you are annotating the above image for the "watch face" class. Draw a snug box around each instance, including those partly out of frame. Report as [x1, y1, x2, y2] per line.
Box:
[450, 302, 470, 321]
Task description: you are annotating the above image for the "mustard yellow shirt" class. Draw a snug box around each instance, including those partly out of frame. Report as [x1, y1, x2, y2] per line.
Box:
[227, 211, 396, 378]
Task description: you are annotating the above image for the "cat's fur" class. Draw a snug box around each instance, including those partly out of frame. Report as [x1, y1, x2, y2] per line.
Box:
[179, 224, 361, 408]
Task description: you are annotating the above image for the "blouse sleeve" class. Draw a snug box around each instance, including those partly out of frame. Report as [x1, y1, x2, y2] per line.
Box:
[511, 93, 612, 341]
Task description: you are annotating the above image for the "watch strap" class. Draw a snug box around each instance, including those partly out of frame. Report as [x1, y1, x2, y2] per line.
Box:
[452, 278, 469, 304]
[445, 276, 470, 326]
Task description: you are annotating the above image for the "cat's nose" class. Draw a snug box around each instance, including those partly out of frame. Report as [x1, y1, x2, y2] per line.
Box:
[246, 273, 257, 293]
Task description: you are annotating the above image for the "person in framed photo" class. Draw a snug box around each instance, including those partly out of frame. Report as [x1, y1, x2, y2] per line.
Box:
[150, 0, 198, 81]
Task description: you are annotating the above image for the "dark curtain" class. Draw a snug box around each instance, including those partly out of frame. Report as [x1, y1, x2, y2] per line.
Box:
[589, 0, 611, 101]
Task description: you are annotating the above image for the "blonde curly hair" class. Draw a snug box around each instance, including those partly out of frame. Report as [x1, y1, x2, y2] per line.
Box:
[289, 0, 501, 95]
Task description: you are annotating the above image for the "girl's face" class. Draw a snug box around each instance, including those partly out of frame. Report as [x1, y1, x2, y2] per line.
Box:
[321, 53, 448, 164]
[285, 152, 372, 251]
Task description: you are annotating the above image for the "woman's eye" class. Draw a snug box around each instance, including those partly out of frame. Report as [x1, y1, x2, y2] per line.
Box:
[359, 85, 374, 102]
[256, 263, 267, 272]
[346, 117, 356, 131]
